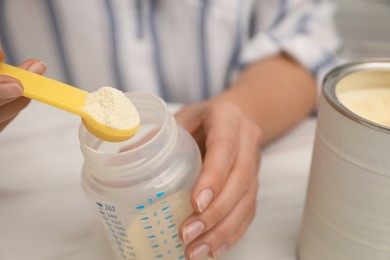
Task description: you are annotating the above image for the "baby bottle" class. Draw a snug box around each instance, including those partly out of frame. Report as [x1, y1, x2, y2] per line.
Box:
[78, 91, 202, 260]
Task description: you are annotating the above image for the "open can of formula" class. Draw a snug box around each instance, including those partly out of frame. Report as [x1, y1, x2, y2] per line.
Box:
[298, 59, 390, 260]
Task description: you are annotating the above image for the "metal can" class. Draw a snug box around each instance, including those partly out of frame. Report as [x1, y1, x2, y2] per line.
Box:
[298, 59, 390, 260]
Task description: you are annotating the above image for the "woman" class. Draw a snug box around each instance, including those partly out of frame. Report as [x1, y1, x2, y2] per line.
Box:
[0, 0, 340, 259]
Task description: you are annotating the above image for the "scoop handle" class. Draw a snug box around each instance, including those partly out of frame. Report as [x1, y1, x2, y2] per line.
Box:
[0, 63, 87, 116]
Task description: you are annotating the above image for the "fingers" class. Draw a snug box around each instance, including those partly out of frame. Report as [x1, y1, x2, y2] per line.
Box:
[0, 59, 46, 130]
[178, 101, 262, 259]
[186, 180, 258, 259]
[175, 103, 205, 133]
[0, 59, 46, 104]
[203, 120, 260, 257]
[0, 96, 30, 123]
[0, 44, 46, 74]
[190, 102, 241, 214]
[0, 80, 23, 104]
[0, 75, 25, 126]
[175, 104, 208, 156]
[192, 118, 260, 225]
[18, 59, 47, 74]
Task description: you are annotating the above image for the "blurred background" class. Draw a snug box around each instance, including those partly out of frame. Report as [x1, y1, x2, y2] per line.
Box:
[335, 0, 390, 59]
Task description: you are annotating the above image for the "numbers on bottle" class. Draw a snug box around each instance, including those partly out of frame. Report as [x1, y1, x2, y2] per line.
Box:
[105, 204, 116, 212]
[95, 202, 139, 259]
[114, 220, 123, 225]
[114, 226, 125, 231]
[107, 213, 117, 219]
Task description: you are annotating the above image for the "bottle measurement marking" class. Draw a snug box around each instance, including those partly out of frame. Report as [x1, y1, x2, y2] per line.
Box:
[97, 202, 136, 260]
[134, 192, 186, 259]
[156, 192, 165, 198]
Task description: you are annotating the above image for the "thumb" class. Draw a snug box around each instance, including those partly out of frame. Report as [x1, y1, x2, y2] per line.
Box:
[174, 104, 207, 156]
[174, 102, 209, 133]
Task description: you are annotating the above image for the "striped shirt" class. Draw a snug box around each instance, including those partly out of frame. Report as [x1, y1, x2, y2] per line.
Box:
[0, 0, 340, 103]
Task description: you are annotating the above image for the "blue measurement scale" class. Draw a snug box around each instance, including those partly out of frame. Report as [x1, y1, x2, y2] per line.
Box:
[95, 191, 190, 260]
[135, 191, 185, 260]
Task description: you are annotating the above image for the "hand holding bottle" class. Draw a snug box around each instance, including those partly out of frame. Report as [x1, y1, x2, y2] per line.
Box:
[176, 101, 262, 259]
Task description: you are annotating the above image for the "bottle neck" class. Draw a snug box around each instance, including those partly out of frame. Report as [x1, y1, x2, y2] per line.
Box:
[79, 91, 177, 182]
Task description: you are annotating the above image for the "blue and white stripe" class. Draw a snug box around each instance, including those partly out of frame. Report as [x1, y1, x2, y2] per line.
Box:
[0, 0, 340, 102]
[103, 0, 125, 91]
[44, 0, 75, 86]
[148, 0, 169, 100]
[198, 0, 211, 99]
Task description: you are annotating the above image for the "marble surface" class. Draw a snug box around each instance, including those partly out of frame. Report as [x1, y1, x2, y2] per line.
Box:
[0, 100, 316, 260]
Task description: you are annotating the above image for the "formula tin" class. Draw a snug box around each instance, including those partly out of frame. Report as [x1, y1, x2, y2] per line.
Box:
[298, 59, 390, 260]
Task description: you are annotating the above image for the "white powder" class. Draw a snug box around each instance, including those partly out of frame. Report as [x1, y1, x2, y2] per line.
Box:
[83, 86, 140, 130]
[338, 87, 390, 127]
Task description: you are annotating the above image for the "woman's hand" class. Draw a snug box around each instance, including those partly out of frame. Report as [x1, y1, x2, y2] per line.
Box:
[175, 100, 262, 259]
[0, 45, 46, 131]
[175, 55, 316, 259]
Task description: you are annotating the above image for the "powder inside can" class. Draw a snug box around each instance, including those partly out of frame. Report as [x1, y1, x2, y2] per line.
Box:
[83, 86, 140, 130]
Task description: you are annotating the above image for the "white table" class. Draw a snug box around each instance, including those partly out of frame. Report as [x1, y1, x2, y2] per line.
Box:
[0, 100, 316, 260]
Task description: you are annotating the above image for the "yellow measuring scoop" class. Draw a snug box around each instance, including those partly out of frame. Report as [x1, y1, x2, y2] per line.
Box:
[0, 63, 140, 142]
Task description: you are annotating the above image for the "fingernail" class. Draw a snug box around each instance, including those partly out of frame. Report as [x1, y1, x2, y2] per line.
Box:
[28, 61, 46, 74]
[189, 244, 210, 260]
[0, 82, 23, 98]
[196, 188, 213, 213]
[183, 221, 204, 244]
[212, 244, 228, 258]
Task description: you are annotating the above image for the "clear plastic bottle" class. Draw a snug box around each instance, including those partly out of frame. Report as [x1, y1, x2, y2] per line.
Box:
[79, 92, 202, 260]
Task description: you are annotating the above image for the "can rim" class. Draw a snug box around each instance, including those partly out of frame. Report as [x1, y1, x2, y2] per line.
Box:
[323, 58, 390, 133]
